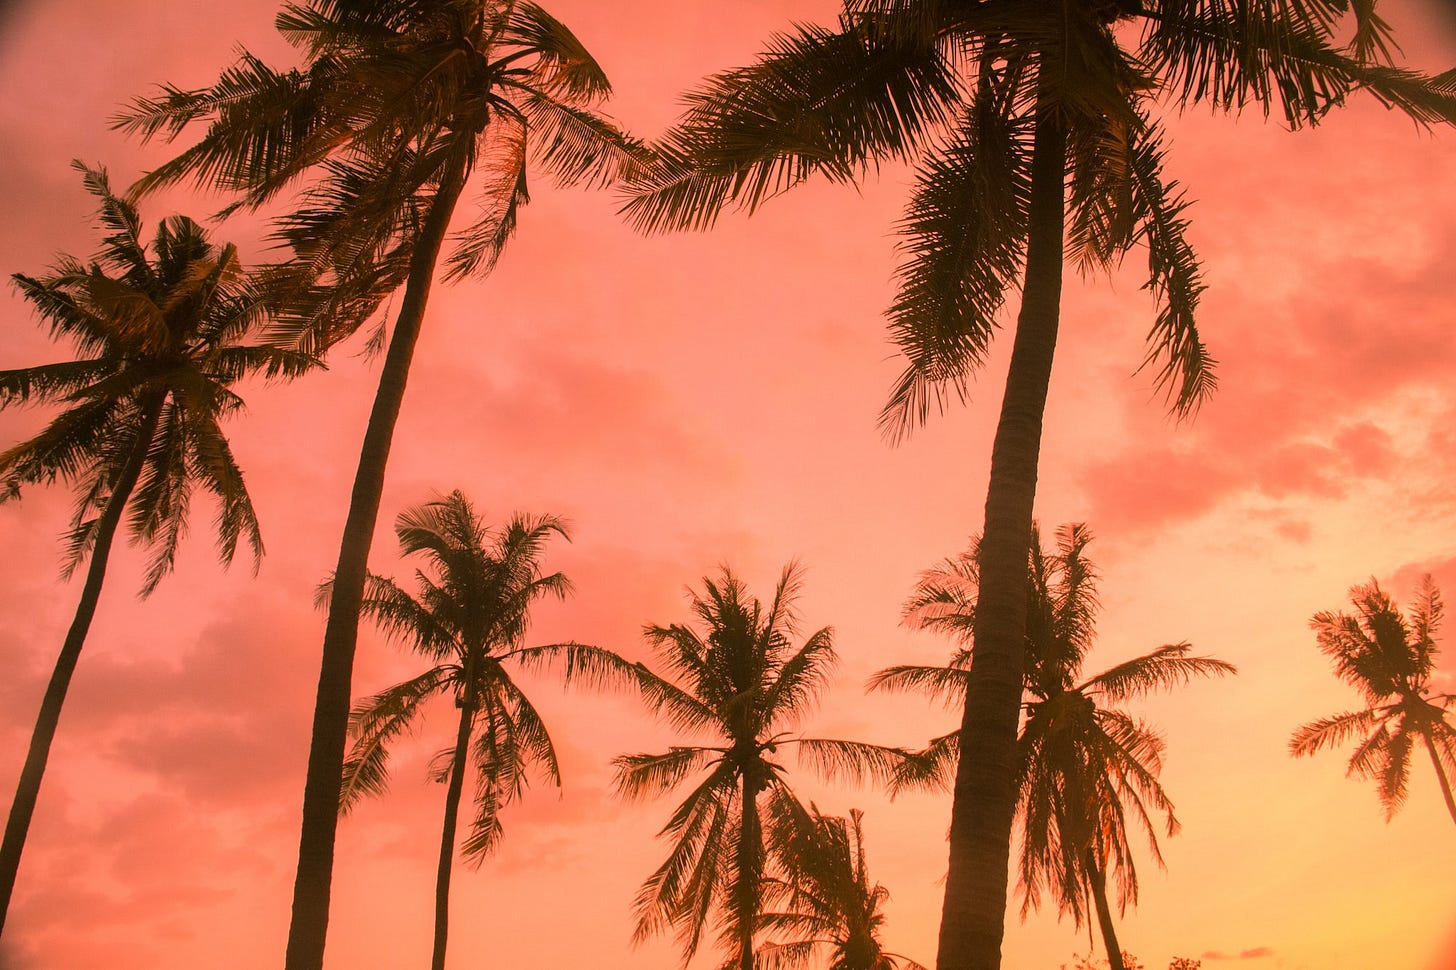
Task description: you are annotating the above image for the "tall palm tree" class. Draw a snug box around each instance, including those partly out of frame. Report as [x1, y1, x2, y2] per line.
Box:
[873, 525, 1234, 970]
[615, 564, 902, 970]
[620, 6, 1452, 968]
[115, 5, 645, 965]
[336, 491, 643, 970]
[759, 807, 929, 970]
[1291, 577, 1456, 826]
[0, 163, 312, 933]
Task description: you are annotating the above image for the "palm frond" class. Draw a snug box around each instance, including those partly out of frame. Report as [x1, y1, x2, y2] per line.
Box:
[621, 17, 962, 233]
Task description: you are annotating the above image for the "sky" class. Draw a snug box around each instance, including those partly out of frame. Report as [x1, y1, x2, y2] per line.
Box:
[0, 2, 1454, 969]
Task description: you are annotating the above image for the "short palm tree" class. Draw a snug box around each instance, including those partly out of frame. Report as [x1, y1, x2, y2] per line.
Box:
[116, 5, 645, 964]
[337, 491, 645, 970]
[0, 163, 311, 932]
[759, 807, 928, 970]
[1291, 577, 1456, 826]
[621, 7, 1452, 967]
[615, 564, 901, 970]
[874, 525, 1234, 970]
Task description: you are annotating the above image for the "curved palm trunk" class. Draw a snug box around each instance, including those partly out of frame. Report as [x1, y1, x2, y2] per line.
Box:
[0, 397, 165, 934]
[285, 151, 472, 970]
[432, 699, 476, 970]
[936, 101, 1067, 970]
[1085, 853, 1125, 970]
[1424, 733, 1456, 827]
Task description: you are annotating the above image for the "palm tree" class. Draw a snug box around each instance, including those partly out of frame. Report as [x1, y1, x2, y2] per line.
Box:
[0, 163, 311, 933]
[115, 5, 645, 964]
[1291, 577, 1456, 826]
[336, 491, 642, 970]
[873, 525, 1234, 970]
[620, 6, 1452, 968]
[615, 564, 902, 970]
[758, 807, 929, 970]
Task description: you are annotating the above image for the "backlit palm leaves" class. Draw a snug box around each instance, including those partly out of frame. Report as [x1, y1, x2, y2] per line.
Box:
[759, 807, 929, 970]
[1291, 577, 1456, 826]
[615, 564, 899, 970]
[875, 525, 1234, 970]
[619, 6, 1453, 965]
[116, 5, 645, 963]
[339, 491, 645, 970]
[0, 163, 310, 931]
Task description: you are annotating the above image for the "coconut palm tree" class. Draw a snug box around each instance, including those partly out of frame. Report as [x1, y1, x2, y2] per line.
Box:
[873, 525, 1234, 970]
[615, 564, 903, 970]
[620, 6, 1452, 967]
[115, 5, 645, 964]
[758, 807, 928, 970]
[1291, 577, 1456, 826]
[336, 491, 643, 970]
[0, 163, 312, 933]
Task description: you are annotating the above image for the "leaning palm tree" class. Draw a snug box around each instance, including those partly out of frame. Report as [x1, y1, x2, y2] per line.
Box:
[621, 6, 1453, 967]
[615, 564, 902, 970]
[116, 5, 645, 964]
[759, 807, 929, 970]
[1291, 577, 1456, 826]
[874, 525, 1234, 970]
[0, 163, 311, 933]
[337, 491, 642, 970]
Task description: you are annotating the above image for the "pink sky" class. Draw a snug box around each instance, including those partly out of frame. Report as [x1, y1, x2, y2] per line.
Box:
[1, 2, 1454, 969]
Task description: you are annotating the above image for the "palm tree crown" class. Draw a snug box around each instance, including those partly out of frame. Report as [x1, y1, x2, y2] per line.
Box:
[0, 162, 311, 932]
[1291, 577, 1456, 825]
[120, 0, 645, 351]
[875, 525, 1234, 970]
[759, 807, 929, 970]
[339, 491, 645, 969]
[615, 564, 898, 970]
[116, 7, 646, 964]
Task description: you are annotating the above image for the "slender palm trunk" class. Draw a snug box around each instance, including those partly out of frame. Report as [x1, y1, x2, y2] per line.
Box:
[738, 771, 760, 970]
[1085, 852, 1125, 970]
[284, 150, 472, 970]
[936, 100, 1067, 970]
[0, 398, 164, 934]
[432, 698, 475, 970]
[1424, 733, 1456, 826]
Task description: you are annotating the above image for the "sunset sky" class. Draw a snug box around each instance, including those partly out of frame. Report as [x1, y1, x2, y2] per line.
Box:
[1, 2, 1454, 969]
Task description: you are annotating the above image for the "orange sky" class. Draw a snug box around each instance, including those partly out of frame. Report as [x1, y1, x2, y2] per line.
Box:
[1, 2, 1454, 969]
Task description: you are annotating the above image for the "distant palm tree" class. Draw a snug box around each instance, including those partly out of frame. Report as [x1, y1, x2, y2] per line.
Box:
[875, 525, 1234, 970]
[338, 491, 645, 970]
[620, 6, 1452, 966]
[615, 564, 901, 970]
[116, 5, 645, 964]
[759, 807, 928, 970]
[1291, 577, 1456, 826]
[0, 163, 311, 933]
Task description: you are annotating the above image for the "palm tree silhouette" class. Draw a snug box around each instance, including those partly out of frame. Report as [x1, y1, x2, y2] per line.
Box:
[1291, 577, 1456, 826]
[759, 807, 928, 970]
[336, 491, 643, 970]
[615, 564, 901, 970]
[0, 163, 312, 933]
[875, 525, 1234, 970]
[116, 5, 645, 964]
[620, 7, 1452, 966]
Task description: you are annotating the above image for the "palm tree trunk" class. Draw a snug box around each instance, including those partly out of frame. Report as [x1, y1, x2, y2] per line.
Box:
[738, 771, 760, 970]
[1086, 853, 1126, 970]
[432, 700, 475, 970]
[284, 149, 472, 970]
[0, 397, 165, 934]
[935, 98, 1067, 970]
[1424, 733, 1456, 827]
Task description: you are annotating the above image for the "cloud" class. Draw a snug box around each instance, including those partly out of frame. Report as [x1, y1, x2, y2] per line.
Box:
[1201, 947, 1274, 961]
